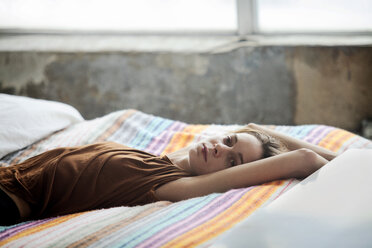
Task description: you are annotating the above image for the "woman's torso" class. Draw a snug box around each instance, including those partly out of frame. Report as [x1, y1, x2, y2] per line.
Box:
[0, 142, 190, 220]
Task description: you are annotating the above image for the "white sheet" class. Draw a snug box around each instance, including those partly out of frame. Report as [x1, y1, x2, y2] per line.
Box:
[213, 149, 372, 248]
[0, 94, 84, 159]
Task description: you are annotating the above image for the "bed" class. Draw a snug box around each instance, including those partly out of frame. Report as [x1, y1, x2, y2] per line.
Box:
[1, 94, 371, 247]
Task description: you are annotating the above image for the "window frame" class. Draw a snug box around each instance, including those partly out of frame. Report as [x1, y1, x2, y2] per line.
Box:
[237, 0, 258, 36]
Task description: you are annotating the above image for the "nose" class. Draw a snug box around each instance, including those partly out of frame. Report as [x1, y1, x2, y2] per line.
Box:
[213, 142, 230, 158]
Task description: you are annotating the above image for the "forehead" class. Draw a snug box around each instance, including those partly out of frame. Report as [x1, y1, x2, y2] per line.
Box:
[235, 133, 263, 163]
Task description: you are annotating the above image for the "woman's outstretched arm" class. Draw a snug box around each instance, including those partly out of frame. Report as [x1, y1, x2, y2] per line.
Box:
[155, 148, 328, 202]
[247, 123, 338, 161]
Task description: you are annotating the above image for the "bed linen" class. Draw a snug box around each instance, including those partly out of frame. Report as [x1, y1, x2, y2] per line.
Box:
[1, 109, 371, 247]
[0, 94, 84, 159]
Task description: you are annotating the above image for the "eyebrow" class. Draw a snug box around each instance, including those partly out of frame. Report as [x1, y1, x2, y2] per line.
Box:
[234, 134, 244, 164]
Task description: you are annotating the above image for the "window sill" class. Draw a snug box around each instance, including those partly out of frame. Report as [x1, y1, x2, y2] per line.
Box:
[0, 34, 371, 53]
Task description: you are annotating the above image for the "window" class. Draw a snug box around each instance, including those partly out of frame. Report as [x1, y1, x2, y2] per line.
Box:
[0, 0, 237, 33]
[0, 0, 371, 35]
[256, 0, 372, 33]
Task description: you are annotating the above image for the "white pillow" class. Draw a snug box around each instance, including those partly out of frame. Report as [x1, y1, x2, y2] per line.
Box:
[0, 94, 84, 159]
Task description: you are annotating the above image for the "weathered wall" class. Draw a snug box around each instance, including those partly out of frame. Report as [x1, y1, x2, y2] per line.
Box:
[292, 47, 372, 130]
[0, 46, 371, 131]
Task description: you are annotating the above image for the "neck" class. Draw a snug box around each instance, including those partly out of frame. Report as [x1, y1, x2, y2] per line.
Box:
[166, 146, 192, 174]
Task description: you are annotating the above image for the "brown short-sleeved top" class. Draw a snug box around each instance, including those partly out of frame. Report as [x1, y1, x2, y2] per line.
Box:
[0, 142, 190, 219]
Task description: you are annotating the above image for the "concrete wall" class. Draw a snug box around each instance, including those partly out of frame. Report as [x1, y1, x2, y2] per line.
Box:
[0, 45, 371, 131]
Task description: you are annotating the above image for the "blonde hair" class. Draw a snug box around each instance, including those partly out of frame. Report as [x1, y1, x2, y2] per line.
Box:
[233, 126, 288, 158]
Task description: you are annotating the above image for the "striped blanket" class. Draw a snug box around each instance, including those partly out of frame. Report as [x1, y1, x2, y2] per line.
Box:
[1, 109, 371, 247]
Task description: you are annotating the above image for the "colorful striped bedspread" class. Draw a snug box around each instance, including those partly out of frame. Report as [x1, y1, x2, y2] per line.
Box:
[1, 109, 371, 247]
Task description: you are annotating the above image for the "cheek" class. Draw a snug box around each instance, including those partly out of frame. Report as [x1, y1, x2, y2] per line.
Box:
[206, 136, 219, 145]
[188, 146, 203, 174]
[189, 146, 198, 163]
[207, 159, 225, 174]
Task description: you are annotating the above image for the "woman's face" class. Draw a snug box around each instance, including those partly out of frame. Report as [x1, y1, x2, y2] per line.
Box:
[188, 133, 263, 175]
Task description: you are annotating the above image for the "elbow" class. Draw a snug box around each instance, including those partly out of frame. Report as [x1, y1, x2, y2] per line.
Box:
[297, 148, 317, 162]
[296, 148, 327, 178]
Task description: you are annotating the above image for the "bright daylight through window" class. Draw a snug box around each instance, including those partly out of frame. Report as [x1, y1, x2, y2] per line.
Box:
[0, 0, 371, 34]
[257, 0, 372, 33]
[0, 0, 237, 33]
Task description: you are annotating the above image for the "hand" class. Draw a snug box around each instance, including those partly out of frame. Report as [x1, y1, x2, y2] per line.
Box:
[247, 123, 260, 130]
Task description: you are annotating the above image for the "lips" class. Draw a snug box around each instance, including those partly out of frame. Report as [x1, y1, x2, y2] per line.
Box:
[202, 143, 208, 162]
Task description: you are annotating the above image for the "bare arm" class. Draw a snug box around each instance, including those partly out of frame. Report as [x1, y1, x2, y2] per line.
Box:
[247, 123, 338, 161]
[155, 148, 328, 202]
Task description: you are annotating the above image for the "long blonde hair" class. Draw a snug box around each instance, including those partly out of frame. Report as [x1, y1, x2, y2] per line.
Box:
[233, 126, 288, 158]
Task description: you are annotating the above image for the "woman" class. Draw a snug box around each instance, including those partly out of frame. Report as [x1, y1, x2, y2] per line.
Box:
[0, 123, 337, 225]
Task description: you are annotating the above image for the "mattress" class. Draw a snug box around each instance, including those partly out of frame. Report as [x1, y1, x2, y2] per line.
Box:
[1, 109, 371, 247]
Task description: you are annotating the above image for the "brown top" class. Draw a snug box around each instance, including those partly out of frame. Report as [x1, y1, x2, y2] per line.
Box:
[0, 142, 190, 219]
